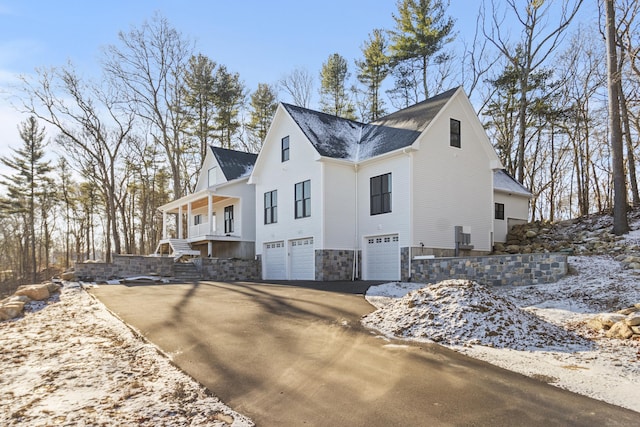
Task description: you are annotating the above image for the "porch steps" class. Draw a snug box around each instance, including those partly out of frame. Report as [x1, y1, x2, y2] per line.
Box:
[174, 262, 202, 282]
[155, 239, 201, 261]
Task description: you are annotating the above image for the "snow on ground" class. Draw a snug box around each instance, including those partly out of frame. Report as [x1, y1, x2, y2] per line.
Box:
[0, 284, 254, 427]
[364, 255, 640, 413]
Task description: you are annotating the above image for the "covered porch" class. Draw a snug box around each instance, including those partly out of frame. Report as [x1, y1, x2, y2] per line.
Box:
[155, 188, 249, 258]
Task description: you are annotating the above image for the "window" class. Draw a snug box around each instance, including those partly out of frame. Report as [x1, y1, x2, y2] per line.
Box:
[495, 203, 505, 220]
[208, 167, 217, 187]
[370, 173, 392, 215]
[264, 190, 277, 224]
[194, 214, 202, 226]
[281, 136, 290, 162]
[224, 205, 234, 233]
[295, 180, 311, 218]
[450, 118, 461, 148]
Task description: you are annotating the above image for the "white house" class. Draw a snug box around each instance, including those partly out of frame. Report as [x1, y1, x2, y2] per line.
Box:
[249, 87, 508, 282]
[155, 146, 257, 260]
[493, 169, 532, 243]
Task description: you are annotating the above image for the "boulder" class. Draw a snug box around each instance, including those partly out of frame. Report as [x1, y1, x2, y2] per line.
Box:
[626, 314, 640, 327]
[606, 321, 634, 339]
[525, 230, 538, 238]
[61, 270, 75, 281]
[597, 313, 626, 328]
[15, 284, 50, 301]
[0, 301, 25, 320]
[46, 282, 61, 294]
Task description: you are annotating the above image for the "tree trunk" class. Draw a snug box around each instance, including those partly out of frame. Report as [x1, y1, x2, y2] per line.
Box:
[605, 0, 629, 235]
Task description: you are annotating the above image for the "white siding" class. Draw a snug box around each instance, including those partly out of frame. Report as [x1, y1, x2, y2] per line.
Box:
[493, 192, 529, 243]
[253, 108, 323, 278]
[194, 150, 225, 192]
[322, 161, 357, 249]
[411, 95, 494, 252]
[358, 155, 412, 248]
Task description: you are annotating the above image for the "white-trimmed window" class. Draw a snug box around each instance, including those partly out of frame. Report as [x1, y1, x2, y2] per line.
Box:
[208, 167, 217, 187]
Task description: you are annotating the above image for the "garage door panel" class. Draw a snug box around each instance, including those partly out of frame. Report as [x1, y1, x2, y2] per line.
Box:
[290, 238, 314, 280]
[365, 234, 399, 281]
[264, 241, 286, 280]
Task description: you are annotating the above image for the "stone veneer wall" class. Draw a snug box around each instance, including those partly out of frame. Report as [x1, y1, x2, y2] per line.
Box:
[410, 253, 567, 287]
[200, 258, 261, 281]
[75, 255, 174, 281]
[315, 249, 355, 281]
[74, 254, 260, 282]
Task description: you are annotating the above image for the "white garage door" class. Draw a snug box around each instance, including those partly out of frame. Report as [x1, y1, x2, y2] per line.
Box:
[263, 241, 286, 280]
[365, 234, 399, 281]
[290, 237, 315, 280]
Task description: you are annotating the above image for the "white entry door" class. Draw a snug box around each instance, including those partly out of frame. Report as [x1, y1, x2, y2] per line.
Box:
[263, 241, 286, 280]
[365, 234, 400, 281]
[290, 237, 315, 280]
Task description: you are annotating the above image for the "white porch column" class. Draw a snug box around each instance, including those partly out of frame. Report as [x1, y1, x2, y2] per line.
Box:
[208, 194, 213, 234]
[178, 205, 183, 239]
[207, 241, 213, 257]
[187, 202, 192, 239]
[162, 211, 167, 239]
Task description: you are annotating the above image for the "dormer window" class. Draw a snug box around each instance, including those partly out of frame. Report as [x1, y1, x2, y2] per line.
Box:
[281, 136, 290, 162]
[450, 118, 461, 148]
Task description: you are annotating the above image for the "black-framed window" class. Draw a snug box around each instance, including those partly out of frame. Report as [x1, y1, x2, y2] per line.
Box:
[370, 173, 392, 215]
[281, 136, 290, 162]
[295, 180, 311, 218]
[450, 118, 461, 148]
[224, 205, 234, 233]
[194, 214, 202, 226]
[495, 203, 505, 220]
[264, 190, 277, 224]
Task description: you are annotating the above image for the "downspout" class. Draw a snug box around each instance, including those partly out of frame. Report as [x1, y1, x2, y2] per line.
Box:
[403, 147, 413, 282]
[353, 163, 359, 281]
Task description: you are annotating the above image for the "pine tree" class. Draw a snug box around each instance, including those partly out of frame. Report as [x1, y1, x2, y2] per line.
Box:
[183, 53, 217, 162]
[247, 83, 278, 152]
[212, 65, 246, 149]
[356, 29, 391, 121]
[0, 116, 53, 283]
[319, 53, 356, 119]
[388, 0, 455, 100]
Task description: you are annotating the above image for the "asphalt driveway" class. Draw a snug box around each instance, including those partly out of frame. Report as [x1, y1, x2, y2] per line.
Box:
[90, 281, 640, 426]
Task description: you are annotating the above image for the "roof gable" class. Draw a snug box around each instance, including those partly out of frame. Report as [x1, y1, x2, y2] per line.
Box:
[282, 87, 459, 162]
[211, 146, 258, 181]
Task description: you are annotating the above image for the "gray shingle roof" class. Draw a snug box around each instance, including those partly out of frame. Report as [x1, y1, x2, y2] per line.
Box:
[494, 169, 532, 197]
[282, 87, 459, 162]
[211, 146, 258, 181]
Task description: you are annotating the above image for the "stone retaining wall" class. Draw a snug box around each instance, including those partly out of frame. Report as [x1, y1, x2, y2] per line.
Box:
[75, 255, 260, 282]
[75, 255, 174, 281]
[200, 258, 261, 281]
[410, 253, 568, 286]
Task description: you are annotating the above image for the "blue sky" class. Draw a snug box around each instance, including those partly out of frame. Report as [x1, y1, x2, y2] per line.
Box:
[0, 0, 596, 163]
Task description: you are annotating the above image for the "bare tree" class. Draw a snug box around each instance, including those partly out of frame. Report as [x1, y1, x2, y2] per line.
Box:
[18, 65, 135, 261]
[279, 67, 314, 108]
[604, 0, 629, 234]
[482, 0, 583, 183]
[103, 13, 195, 199]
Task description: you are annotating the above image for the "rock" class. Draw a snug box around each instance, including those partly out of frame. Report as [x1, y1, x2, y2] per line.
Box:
[46, 282, 61, 294]
[607, 321, 634, 339]
[617, 306, 640, 315]
[15, 284, 50, 301]
[626, 314, 640, 327]
[61, 270, 75, 281]
[506, 245, 521, 254]
[0, 301, 25, 320]
[525, 230, 538, 238]
[586, 318, 606, 331]
[598, 313, 626, 328]
[631, 326, 640, 335]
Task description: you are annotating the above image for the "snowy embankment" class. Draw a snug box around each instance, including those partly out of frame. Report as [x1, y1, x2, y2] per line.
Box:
[0, 284, 253, 427]
[363, 255, 640, 413]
